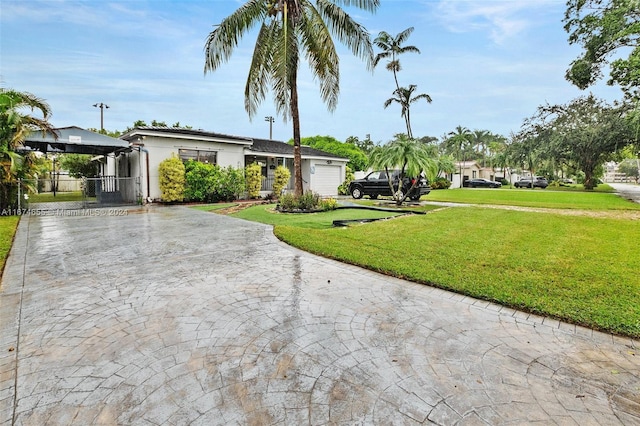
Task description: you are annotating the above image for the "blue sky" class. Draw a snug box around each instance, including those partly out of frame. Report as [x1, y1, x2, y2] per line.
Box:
[1, 0, 624, 144]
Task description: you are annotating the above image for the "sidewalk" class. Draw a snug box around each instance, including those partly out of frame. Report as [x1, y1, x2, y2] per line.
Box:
[1, 206, 638, 424]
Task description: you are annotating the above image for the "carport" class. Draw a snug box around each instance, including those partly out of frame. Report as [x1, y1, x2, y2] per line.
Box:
[22, 126, 137, 209]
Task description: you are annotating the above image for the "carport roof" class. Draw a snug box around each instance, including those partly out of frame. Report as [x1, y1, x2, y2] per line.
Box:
[22, 126, 130, 155]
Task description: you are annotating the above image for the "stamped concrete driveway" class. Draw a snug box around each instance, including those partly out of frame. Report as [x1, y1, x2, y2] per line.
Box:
[1, 206, 639, 425]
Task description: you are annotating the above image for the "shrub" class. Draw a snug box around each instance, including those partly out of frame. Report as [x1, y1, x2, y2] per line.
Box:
[297, 191, 321, 210]
[272, 165, 291, 198]
[184, 161, 217, 202]
[216, 166, 245, 202]
[321, 197, 338, 211]
[245, 163, 263, 198]
[430, 177, 452, 190]
[277, 191, 327, 212]
[278, 193, 297, 211]
[158, 155, 185, 202]
[338, 166, 355, 195]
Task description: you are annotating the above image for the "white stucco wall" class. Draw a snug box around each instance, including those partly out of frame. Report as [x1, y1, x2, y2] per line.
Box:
[137, 136, 248, 200]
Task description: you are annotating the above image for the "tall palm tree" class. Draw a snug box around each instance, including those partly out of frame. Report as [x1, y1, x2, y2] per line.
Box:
[0, 88, 55, 209]
[446, 125, 472, 187]
[383, 84, 432, 138]
[470, 129, 490, 167]
[369, 134, 437, 205]
[373, 27, 420, 92]
[204, 0, 378, 196]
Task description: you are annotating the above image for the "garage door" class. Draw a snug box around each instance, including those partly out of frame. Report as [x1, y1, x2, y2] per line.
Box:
[313, 165, 342, 196]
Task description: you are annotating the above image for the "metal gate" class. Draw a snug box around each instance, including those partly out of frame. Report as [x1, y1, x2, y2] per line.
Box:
[20, 176, 140, 212]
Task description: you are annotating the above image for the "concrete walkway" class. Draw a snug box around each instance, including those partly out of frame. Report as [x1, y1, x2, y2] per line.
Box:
[1, 206, 638, 425]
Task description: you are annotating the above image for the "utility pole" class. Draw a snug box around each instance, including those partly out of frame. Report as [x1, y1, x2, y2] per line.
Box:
[265, 116, 274, 140]
[93, 103, 110, 131]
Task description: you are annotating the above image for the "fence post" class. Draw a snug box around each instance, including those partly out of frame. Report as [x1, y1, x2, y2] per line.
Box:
[82, 177, 87, 209]
[17, 179, 21, 211]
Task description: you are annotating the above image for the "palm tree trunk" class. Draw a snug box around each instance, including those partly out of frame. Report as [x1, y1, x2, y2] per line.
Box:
[291, 68, 304, 197]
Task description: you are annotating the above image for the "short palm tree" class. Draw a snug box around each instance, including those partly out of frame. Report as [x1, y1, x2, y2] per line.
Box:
[204, 0, 378, 196]
[0, 88, 55, 209]
[373, 27, 420, 92]
[384, 84, 432, 138]
[369, 134, 437, 205]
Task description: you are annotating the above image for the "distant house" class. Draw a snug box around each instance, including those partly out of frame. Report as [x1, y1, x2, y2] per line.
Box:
[119, 127, 348, 200]
[448, 161, 511, 188]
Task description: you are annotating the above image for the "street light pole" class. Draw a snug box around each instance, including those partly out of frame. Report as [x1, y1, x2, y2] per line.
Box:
[265, 116, 274, 140]
[93, 103, 110, 131]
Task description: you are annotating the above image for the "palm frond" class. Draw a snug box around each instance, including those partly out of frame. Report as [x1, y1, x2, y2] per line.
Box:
[316, 0, 375, 70]
[245, 22, 277, 117]
[204, 0, 266, 73]
[299, 4, 340, 111]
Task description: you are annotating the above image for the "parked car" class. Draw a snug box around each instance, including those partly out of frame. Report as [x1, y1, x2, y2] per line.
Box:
[464, 178, 502, 188]
[514, 176, 549, 188]
[348, 170, 431, 201]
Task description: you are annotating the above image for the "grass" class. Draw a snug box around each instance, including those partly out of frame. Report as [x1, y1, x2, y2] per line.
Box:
[231, 199, 640, 337]
[0, 216, 19, 277]
[231, 204, 412, 229]
[190, 203, 237, 212]
[426, 187, 640, 210]
[29, 191, 91, 202]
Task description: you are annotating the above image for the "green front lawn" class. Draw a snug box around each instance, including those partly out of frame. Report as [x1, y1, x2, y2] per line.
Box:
[231, 202, 640, 337]
[426, 187, 640, 210]
[0, 216, 19, 277]
[29, 191, 89, 202]
[231, 204, 414, 229]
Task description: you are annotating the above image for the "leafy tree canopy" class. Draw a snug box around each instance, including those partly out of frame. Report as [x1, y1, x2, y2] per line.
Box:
[564, 0, 640, 99]
[288, 135, 369, 171]
[59, 154, 98, 178]
[518, 94, 635, 189]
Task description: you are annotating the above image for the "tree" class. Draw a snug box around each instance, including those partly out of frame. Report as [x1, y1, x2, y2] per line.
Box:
[469, 129, 491, 167]
[346, 135, 375, 155]
[564, 0, 640, 99]
[60, 154, 98, 178]
[373, 27, 421, 92]
[289, 135, 368, 171]
[618, 158, 640, 182]
[520, 94, 635, 189]
[204, 0, 378, 196]
[383, 84, 432, 138]
[369, 134, 437, 205]
[444, 125, 472, 184]
[0, 88, 55, 209]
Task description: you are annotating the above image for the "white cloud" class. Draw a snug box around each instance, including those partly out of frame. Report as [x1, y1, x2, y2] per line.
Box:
[434, 0, 560, 44]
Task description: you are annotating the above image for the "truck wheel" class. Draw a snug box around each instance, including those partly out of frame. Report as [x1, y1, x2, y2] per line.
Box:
[351, 186, 363, 199]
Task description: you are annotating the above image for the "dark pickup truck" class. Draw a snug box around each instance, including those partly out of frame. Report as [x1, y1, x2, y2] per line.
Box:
[348, 170, 431, 201]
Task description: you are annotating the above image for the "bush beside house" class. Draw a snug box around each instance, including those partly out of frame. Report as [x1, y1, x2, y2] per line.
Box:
[245, 163, 262, 198]
[272, 165, 290, 198]
[158, 155, 185, 202]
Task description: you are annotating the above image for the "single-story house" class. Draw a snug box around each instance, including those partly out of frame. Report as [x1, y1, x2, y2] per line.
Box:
[449, 161, 505, 188]
[119, 127, 348, 200]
